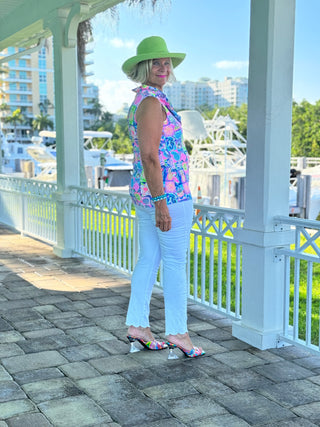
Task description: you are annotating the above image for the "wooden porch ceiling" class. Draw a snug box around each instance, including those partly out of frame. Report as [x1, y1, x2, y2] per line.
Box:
[0, 0, 125, 50]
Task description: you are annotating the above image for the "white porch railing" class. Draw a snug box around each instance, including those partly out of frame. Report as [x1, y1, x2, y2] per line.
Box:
[71, 186, 138, 275]
[0, 176, 57, 244]
[189, 205, 243, 318]
[275, 215, 320, 354]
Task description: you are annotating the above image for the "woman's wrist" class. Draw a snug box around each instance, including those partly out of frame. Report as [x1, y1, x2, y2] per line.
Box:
[151, 194, 166, 203]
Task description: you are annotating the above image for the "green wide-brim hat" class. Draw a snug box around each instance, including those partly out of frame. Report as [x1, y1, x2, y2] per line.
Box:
[122, 36, 186, 75]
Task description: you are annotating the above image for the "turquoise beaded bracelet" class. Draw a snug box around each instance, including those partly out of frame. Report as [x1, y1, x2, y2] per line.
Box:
[151, 194, 167, 203]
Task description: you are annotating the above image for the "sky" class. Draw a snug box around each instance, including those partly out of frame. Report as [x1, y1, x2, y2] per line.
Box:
[89, 0, 320, 114]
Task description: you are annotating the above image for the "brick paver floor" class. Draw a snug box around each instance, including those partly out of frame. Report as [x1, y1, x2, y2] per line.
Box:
[0, 224, 320, 426]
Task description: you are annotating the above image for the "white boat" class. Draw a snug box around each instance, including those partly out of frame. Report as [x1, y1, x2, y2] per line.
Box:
[180, 110, 246, 208]
[1, 133, 48, 177]
[1, 130, 133, 186]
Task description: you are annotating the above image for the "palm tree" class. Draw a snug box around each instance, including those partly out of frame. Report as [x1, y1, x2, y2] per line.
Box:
[77, 0, 169, 69]
[32, 112, 54, 133]
[86, 98, 103, 120]
[3, 108, 25, 142]
[38, 98, 54, 114]
[0, 103, 9, 112]
[0, 102, 10, 126]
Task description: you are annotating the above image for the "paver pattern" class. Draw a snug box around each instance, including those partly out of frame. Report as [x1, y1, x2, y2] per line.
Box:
[0, 224, 320, 426]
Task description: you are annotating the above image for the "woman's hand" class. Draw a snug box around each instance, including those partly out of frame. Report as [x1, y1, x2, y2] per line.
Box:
[155, 200, 172, 232]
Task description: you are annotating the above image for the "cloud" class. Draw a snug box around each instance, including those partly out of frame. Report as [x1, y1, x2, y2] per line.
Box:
[214, 60, 249, 70]
[97, 79, 136, 113]
[109, 37, 135, 49]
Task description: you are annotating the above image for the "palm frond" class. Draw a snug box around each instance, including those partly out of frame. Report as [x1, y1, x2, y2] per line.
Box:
[77, 0, 171, 75]
[126, 0, 164, 10]
[77, 19, 93, 76]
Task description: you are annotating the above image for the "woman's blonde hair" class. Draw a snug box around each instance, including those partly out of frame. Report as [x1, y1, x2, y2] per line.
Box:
[126, 59, 176, 84]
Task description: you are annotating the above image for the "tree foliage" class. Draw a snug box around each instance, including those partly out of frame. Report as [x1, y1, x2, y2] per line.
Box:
[32, 112, 54, 132]
[90, 109, 115, 149]
[3, 108, 25, 141]
[85, 98, 103, 120]
[291, 100, 320, 157]
[111, 118, 132, 154]
[38, 98, 54, 114]
[0, 103, 9, 113]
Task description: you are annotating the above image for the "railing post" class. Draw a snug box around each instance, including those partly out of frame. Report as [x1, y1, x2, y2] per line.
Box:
[297, 157, 306, 170]
[232, 0, 296, 349]
[44, 7, 84, 257]
[20, 192, 26, 236]
[52, 191, 77, 257]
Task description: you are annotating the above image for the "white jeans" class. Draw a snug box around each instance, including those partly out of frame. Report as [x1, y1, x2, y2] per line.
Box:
[126, 199, 193, 335]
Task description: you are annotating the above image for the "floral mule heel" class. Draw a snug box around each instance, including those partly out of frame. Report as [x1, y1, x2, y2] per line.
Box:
[127, 335, 168, 353]
[167, 342, 205, 359]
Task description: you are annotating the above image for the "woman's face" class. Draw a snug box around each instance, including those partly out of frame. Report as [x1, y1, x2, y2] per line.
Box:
[146, 58, 171, 90]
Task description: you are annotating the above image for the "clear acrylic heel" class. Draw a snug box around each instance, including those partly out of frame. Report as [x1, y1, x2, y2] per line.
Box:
[128, 336, 140, 353]
[168, 344, 179, 360]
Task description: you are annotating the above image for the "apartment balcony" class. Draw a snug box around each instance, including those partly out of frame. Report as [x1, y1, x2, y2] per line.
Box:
[83, 104, 94, 110]
[5, 66, 32, 72]
[1, 123, 31, 130]
[3, 77, 32, 83]
[82, 92, 97, 99]
[6, 90, 32, 95]
[83, 113, 97, 121]
[8, 100, 33, 107]
[83, 71, 94, 77]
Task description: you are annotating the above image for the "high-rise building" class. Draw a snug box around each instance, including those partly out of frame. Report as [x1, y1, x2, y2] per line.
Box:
[81, 43, 99, 130]
[208, 77, 248, 108]
[0, 41, 55, 142]
[164, 77, 248, 110]
[0, 38, 99, 142]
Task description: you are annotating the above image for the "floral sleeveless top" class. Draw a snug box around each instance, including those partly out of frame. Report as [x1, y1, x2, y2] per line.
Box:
[128, 85, 192, 208]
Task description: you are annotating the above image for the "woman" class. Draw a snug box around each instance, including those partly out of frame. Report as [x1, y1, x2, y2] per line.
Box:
[122, 36, 205, 358]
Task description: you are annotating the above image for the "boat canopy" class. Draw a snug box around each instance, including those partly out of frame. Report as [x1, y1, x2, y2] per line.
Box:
[39, 130, 113, 139]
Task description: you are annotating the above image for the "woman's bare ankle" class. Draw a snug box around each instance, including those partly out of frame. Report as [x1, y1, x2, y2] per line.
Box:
[167, 332, 194, 351]
[127, 326, 154, 341]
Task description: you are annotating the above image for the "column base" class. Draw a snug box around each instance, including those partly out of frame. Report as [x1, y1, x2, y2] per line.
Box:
[232, 320, 281, 350]
[53, 245, 74, 258]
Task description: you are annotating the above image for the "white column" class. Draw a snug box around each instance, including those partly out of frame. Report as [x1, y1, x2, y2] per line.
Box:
[45, 8, 81, 257]
[232, 0, 296, 349]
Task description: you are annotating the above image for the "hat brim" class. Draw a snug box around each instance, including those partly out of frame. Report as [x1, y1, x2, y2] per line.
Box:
[122, 52, 186, 75]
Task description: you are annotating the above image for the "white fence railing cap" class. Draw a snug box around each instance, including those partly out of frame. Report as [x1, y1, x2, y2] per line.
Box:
[274, 215, 320, 230]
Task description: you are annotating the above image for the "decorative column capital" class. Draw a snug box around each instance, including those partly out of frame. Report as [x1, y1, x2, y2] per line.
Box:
[44, 3, 90, 48]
